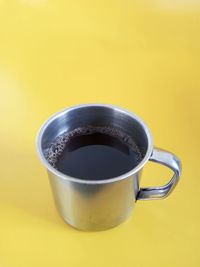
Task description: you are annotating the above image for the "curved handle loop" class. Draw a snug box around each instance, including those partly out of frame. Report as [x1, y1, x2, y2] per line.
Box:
[137, 147, 182, 200]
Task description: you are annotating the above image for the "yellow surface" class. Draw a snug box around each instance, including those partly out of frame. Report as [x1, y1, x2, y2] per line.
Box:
[0, 0, 199, 266]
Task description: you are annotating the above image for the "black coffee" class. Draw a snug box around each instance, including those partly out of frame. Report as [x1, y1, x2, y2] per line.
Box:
[45, 126, 143, 180]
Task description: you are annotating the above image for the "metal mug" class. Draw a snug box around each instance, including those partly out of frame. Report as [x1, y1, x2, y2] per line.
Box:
[36, 104, 181, 231]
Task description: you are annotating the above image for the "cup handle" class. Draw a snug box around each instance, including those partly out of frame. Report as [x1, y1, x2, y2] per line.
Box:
[137, 147, 182, 200]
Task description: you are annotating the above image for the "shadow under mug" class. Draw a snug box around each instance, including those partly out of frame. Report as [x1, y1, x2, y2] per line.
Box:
[36, 104, 181, 231]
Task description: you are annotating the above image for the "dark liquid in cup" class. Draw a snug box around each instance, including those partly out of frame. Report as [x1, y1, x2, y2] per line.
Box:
[45, 126, 143, 180]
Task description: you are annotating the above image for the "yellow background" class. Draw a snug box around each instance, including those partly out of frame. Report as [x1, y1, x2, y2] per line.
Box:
[0, 0, 199, 266]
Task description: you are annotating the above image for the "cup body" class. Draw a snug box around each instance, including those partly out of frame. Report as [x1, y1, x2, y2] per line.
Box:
[36, 104, 153, 231]
[48, 168, 143, 230]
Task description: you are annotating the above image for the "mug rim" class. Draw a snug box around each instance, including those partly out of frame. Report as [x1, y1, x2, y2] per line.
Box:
[36, 104, 153, 184]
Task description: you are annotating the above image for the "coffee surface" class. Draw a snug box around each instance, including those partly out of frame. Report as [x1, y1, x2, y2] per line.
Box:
[45, 126, 143, 180]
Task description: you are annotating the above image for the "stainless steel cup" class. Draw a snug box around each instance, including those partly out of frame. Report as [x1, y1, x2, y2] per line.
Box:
[36, 104, 181, 231]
